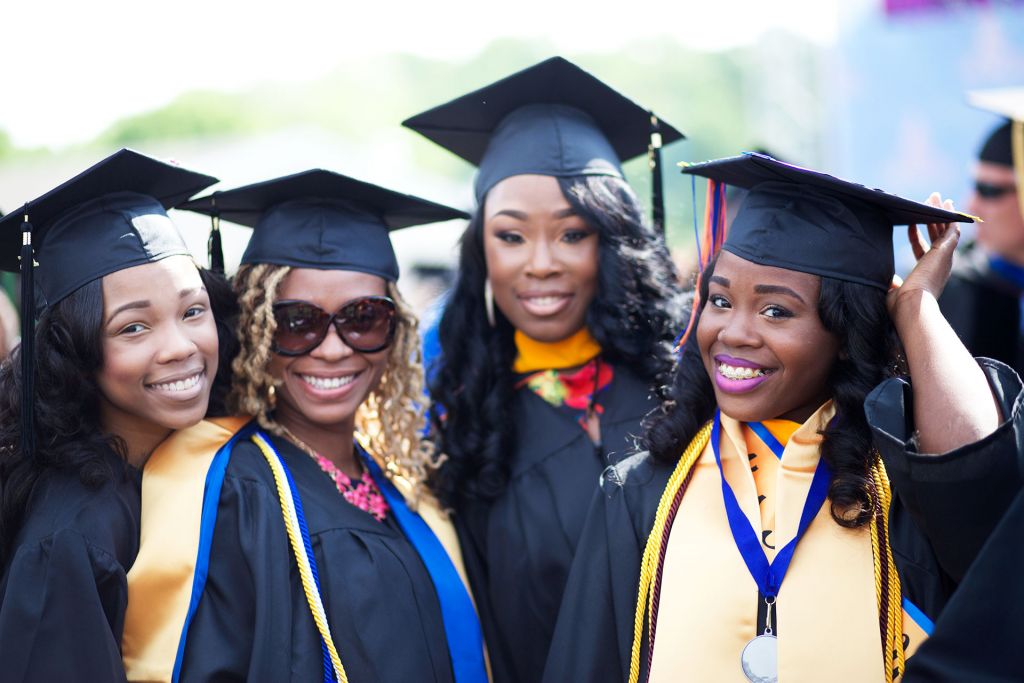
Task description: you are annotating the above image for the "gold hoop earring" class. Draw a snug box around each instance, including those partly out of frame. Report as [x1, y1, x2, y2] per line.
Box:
[484, 279, 496, 328]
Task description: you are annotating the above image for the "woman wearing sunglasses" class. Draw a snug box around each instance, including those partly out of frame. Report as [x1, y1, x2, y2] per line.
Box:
[404, 57, 686, 683]
[143, 170, 490, 683]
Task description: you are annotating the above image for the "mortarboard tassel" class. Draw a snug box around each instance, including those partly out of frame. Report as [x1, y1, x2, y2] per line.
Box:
[674, 176, 727, 354]
[649, 112, 665, 234]
[19, 211, 36, 459]
[207, 195, 225, 274]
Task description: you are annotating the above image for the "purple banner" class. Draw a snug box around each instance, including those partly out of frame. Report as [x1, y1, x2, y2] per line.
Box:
[886, 0, 1023, 15]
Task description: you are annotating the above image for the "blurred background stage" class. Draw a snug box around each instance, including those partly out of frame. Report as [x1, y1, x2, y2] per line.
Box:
[1, 0, 1022, 324]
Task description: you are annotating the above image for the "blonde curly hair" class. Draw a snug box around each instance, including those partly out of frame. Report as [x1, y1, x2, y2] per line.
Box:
[229, 263, 441, 498]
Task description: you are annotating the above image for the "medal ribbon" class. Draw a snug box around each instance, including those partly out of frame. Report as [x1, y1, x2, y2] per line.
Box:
[746, 420, 785, 461]
[711, 411, 832, 598]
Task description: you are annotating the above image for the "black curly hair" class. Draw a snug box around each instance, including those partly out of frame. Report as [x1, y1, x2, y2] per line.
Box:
[0, 265, 238, 560]
[428, 175, 686, 510]
[642, 256, 902, 527]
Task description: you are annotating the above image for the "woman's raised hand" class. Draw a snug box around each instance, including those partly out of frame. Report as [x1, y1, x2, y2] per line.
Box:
[888, 193, 961, 316]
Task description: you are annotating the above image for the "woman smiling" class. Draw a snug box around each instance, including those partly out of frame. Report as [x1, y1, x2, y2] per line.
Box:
[407, 57, 686, 682]
[0, 150, 222, 682]
[156, 170, 488, 683]
[545, 153, 1024, 683]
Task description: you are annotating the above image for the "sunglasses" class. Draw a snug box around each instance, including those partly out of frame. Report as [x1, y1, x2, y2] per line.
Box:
[975, 181, 1017, 199]
[272, 296, 397, 356]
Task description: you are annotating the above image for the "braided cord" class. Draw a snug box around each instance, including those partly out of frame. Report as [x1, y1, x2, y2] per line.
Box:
[628, 422, 712, 683]
[647, 464, 698, 671]
[868, 472, 888, 666]
[870, 458, 904, 682]
[251, 433, 348, 683]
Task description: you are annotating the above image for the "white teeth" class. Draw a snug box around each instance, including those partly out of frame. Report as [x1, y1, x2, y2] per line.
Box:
[151, 372, 202, 392]
[301, 374, 356, 390]
[718, 363, 769, 380]
[527, 296, 564, 306]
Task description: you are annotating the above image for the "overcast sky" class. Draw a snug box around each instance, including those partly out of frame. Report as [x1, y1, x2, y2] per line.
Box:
[1, 0, 843, 149]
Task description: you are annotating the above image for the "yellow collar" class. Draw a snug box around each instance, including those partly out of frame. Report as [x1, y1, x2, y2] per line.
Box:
[512, 328, 602, 374]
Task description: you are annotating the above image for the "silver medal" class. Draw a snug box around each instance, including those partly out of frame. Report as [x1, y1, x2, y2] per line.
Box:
[740, 634, 778, 683]
[741, 594, 778, 683]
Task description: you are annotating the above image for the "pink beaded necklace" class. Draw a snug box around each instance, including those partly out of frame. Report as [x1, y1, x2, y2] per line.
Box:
[311, 451, 390, 523]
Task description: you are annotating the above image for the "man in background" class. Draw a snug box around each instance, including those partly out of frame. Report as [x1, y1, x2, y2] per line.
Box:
[939, 117, 1024, 375]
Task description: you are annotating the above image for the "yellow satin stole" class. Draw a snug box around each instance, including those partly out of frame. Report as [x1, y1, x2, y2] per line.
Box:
[122, 417, 248, 682]
[648, 404, 929, 682]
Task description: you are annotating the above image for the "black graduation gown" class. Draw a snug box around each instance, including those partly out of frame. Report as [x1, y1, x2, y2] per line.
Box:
[0, 449, 140, 683]
[939, 244, 1024, 376]
[902, 367, 1024, 683]
[543, 359, 1023, 683]
[456, 362, 656, 683]
[902, 489, 1024, 682]
[178, 433, 456, 683]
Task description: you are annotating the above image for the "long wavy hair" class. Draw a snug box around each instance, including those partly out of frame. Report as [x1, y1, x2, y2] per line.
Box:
[642, 257, 902, 527]
[229, 264, 438, 497]
[0, 265, 238, 560]
[429, 175, 686, 510]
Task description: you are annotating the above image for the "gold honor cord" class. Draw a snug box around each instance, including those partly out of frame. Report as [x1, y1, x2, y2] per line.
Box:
[628, 428, 906, 683]
[628, 422, 711, 683]
[251, 433, 348, 683]
[870, 459, 905, 682]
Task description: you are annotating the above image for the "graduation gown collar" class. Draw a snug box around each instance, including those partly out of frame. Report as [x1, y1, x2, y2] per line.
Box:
[512, 327, 601, 374]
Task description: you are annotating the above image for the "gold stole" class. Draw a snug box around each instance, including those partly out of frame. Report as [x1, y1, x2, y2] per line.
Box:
[122, 417, 249, 682]
[648, 404, 928, 683]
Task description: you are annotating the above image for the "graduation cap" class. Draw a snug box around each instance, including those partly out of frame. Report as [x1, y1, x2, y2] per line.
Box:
[681, 152, 974, 290]
[671, 152, 976, 349]
[402, 56, 685, 232]
[0, 148, 218, 460]
[969, 88, 1024, 167]
[179, 169, 468, 281]
[969, 87, 1024, 218]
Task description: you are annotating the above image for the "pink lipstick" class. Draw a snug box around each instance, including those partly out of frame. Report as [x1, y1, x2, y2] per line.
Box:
[712, 354, 776, 394]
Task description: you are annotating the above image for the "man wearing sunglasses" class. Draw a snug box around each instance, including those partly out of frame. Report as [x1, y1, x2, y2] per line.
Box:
[940, 116, 1024, 375]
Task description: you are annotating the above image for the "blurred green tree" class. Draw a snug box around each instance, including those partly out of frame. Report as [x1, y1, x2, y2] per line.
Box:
[72, 37, 820, 263]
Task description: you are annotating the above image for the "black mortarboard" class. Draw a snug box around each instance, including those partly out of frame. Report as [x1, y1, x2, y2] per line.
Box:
[402, 56, 684, 230]
[682, 152, 975, 290]
[0, 148, 217, 460]
[0, 149, 216, 305]
[979, 120, 1013, 167]
[969, 88, 1024, 224]
[179, 169, 468, 281]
